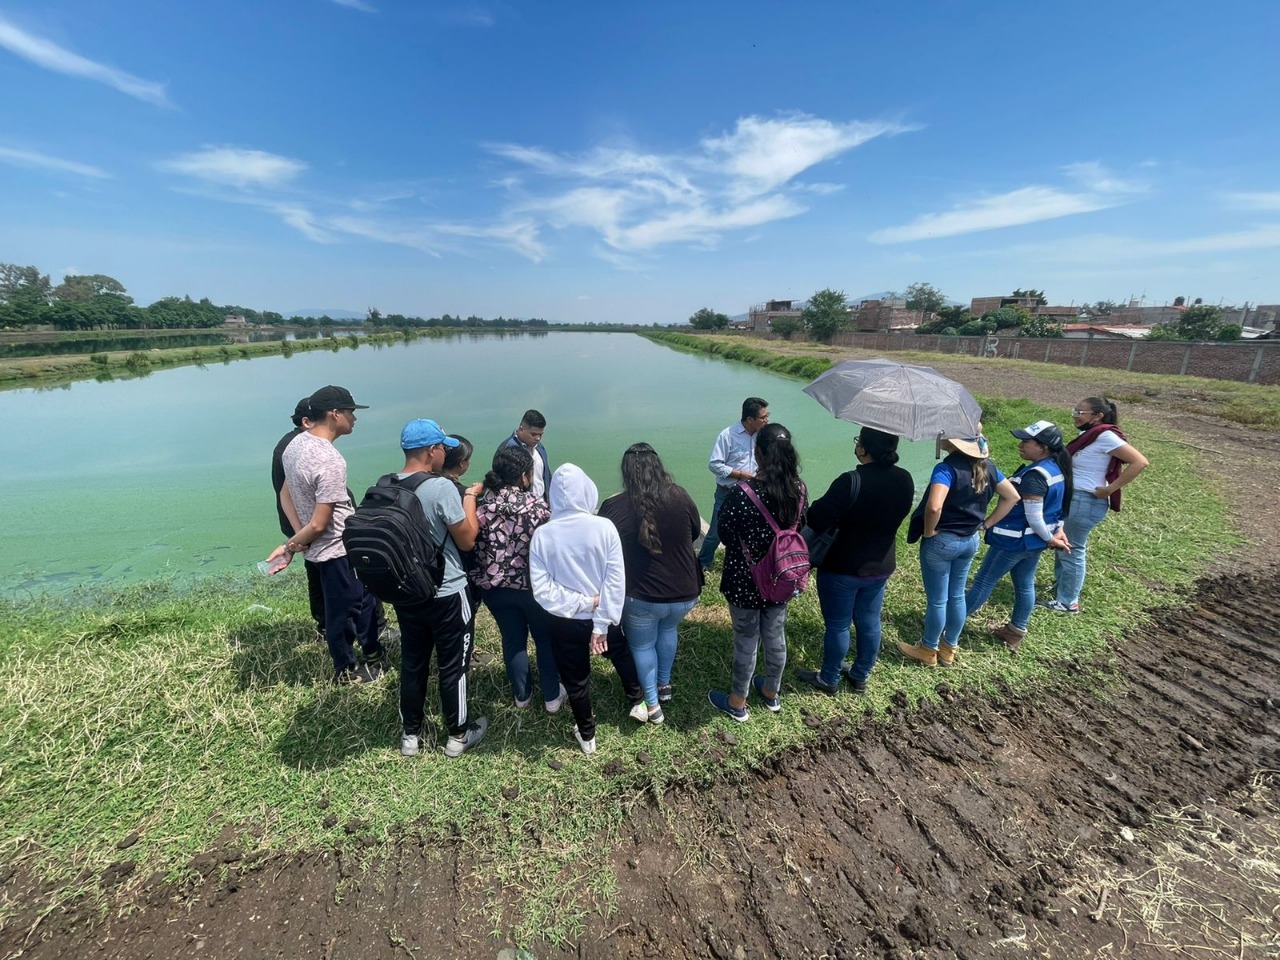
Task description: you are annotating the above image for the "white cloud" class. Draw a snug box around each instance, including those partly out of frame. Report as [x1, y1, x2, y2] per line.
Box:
[270, 204, 331, 243]
[0, 145, 109, 178]
[0, 14, 171, 106]
[701, 115, 910, 200]
[1225, 192, 1280, 212]
[486, 112, 906, 258]
[331, 0, 377, 11]
[871, 164, 1145, 244]
[158, 147, 307, 189]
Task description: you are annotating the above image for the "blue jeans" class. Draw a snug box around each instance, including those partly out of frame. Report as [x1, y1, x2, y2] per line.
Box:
[816, 570, 889, 684]
[965, 546, 1045, 631]
[623, 595, 698, 706]
[482, 586, 560, 703]
[696, 484, 733, 568]
[1054, 491, 1110, 606]
[918, 531, 980, 650]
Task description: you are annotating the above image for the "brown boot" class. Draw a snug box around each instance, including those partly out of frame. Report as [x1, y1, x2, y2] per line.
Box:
[991, 623, 1026, 653]
[897, 641, 937, 667]
[937, 642, 958, 667]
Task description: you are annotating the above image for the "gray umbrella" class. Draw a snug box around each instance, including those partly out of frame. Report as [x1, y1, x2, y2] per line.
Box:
[802, 358, 983, 441]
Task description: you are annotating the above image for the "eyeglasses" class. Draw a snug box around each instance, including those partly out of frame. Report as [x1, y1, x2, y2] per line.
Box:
[1071, 408, 1095, 416]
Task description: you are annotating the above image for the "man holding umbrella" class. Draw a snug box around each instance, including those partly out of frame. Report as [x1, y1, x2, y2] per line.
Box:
[696, 397, 769, 572]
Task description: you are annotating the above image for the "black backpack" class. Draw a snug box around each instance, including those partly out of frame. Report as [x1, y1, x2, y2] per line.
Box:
[342, 472, 443, 605]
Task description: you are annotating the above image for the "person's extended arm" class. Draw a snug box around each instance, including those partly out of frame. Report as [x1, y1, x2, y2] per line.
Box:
[280, 482, 303, 535]
[708, 429, 754, 482]
[983, 479, 1020, 529]
[1096, 443, 1149, 498]
[266, 500, 335, 567]
[445, 482, 484, 550]
[922, 482, 949, 538]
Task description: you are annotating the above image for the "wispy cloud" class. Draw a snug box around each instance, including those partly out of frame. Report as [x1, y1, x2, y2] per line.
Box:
[331, 0, 377, 12]
[486, 112, 909, 258]
[158, 147, 308, 189]
[152, 114, 905, 263]
[870, 162, 1145, 244]
[0, 145, 109, 178]
[961, 225, 1280, 268]
[0, 14, 170, 106]
[1225, 191, 1280, 212]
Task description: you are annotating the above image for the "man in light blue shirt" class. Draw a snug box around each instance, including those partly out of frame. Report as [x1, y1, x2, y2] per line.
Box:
[696, 397, 769, 570]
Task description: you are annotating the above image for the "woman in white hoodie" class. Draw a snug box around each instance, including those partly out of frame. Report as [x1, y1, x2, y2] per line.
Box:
[530, 463, 639, 754]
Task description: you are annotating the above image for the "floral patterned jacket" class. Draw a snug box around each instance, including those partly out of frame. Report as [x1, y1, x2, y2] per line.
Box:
[470, 486, 552, 591]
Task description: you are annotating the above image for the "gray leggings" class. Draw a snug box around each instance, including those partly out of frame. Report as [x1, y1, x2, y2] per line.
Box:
[729, 603, 789, 699]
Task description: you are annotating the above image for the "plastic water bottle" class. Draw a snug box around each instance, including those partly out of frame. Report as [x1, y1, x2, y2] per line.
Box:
[257, 555, 289, 576]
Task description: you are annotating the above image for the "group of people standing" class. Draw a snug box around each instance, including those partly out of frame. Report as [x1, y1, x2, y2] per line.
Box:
[267, 385, 1147, 757]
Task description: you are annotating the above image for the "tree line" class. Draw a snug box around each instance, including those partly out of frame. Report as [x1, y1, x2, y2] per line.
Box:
[0, 263, 552, 332]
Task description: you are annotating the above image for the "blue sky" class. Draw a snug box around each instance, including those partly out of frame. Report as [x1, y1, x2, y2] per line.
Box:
[1, 1, 1277, 323]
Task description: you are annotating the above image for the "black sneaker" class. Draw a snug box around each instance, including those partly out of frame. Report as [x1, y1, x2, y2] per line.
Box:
[333, 661, 385, 685]
[795, 668, 839, 696]
[842, 667, 867, 696]
[360, 643, 387, 669]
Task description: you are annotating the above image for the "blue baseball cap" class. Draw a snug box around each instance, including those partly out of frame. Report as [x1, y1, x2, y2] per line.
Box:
[400, 418, 460, 450]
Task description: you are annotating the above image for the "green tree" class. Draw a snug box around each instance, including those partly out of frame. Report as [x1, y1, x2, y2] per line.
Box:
[770, 315, 801, 339]
[1018, 313, 1063, 338]
[1177, 304, 1225, 341]
[903, 281, 946, 314]
[52, 273, 132, 304]
[1011, 288, 1047, 305]
[689, 307, 729, 330]
[801, 288, 849, 342]
[0, 263, 52, 326]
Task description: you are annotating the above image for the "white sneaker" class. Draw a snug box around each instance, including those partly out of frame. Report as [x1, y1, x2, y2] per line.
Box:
[545, 684, 568, 714]
[514, 694, 532, 709]
[444, 717, 489, 758]
[628, 701, 650, 723]
[400, 733, 422, 757]
[573, 726, 596, 755]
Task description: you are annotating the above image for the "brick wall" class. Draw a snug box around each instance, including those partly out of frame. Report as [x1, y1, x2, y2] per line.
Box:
[750, 330, 1280, 385]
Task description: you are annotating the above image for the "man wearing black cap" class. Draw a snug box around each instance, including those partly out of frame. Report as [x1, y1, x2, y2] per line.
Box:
[269, 385, 386, 684]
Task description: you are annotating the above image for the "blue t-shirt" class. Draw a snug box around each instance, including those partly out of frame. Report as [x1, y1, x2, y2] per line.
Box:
[929, 460, 1006, 488]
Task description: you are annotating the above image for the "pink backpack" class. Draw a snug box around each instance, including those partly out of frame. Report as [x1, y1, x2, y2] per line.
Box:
[736, 481, 809, 603]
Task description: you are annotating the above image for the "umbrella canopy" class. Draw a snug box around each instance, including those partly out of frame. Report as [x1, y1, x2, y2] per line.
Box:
[802, 358, 983, 441]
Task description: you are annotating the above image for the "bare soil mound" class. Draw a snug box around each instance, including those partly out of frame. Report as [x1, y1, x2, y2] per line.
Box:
[4, 572, 1276, 960]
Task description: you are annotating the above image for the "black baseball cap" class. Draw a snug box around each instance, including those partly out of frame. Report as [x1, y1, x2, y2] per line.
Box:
[307, 385, 369, 413]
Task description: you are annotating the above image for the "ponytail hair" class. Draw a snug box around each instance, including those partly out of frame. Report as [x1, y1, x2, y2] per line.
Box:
[485, 445, 533, 492]
[1082, 396, 1119, 426]
[971, 459, 990, 495]
[1054, 448, 1074, 518]
[754, 423, 804, 528]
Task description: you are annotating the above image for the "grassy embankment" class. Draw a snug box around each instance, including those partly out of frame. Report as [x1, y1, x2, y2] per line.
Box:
[0, 332, 1237, 946]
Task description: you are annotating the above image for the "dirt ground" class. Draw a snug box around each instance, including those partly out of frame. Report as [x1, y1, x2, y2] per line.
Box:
[3, 354, 1279, 960]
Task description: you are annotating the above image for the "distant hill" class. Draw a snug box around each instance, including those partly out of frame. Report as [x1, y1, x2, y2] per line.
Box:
[287, 308, 365, 321]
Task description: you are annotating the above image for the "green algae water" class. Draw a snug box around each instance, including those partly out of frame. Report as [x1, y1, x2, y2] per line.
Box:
[0, 332, 936, 595]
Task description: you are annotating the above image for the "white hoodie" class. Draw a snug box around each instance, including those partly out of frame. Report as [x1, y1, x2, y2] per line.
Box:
[530, 464, 626, 634]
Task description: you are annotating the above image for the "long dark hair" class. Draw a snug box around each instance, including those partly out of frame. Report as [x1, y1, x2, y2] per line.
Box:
[754, 423, 803, 527]
[443, 435, 473, 474]
[620, 442, 674, 556]
[485, 445, 533, 491]
[1081, 396, 1120, 426]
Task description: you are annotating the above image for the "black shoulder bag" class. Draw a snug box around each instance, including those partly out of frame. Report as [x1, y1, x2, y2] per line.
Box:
[800, 471, 860, 568]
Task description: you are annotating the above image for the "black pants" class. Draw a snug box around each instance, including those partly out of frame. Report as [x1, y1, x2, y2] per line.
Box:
[395, 591, 475, 738]
[546, 617, 643, 741]
[316, 555, 380, 673]
[304, 559, 325, 631]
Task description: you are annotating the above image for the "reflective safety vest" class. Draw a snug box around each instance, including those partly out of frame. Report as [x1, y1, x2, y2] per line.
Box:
[985, 459, 1065, 552]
